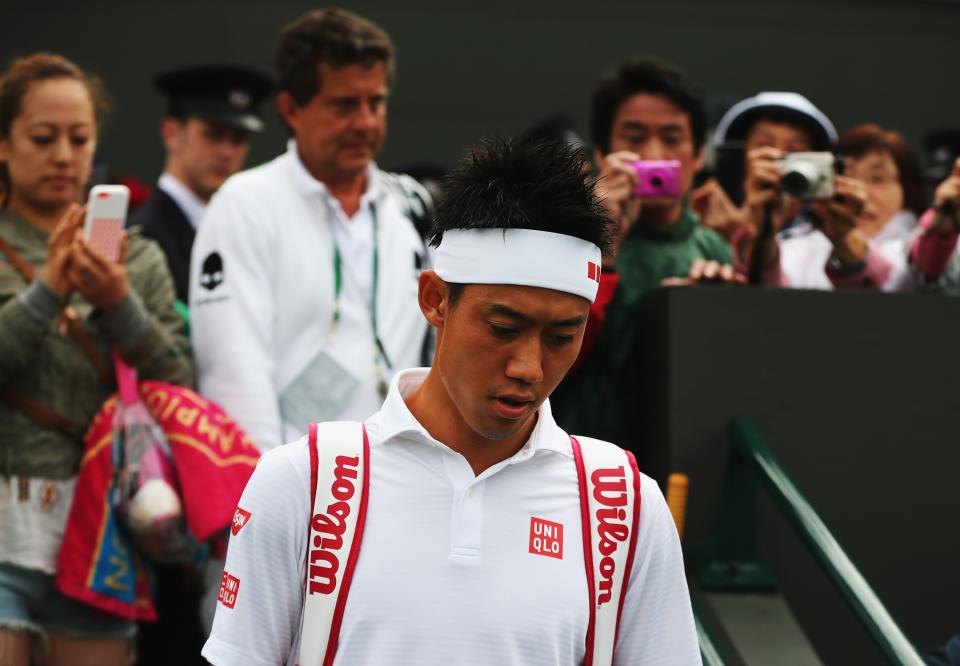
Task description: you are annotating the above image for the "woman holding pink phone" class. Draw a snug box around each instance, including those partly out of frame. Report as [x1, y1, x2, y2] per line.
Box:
[0, 53, 193, 665]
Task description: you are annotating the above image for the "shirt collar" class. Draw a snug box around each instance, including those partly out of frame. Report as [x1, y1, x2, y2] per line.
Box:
[285, 139, 385, 209]
[372, 367, 573, 460]
[157, 173, 207, 230]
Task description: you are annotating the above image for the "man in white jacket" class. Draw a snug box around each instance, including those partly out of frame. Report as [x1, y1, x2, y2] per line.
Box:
[190, 8, 431, 452]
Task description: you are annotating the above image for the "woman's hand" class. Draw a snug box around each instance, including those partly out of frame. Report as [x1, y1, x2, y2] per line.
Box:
[812, 175, 869, 265]
[38, 204, 84, 298]
[67, 232, 130, 309]
[931, 158, 960, 233]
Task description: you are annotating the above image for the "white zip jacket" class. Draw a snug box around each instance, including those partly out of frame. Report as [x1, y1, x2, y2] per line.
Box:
[189, 142, 429, 451]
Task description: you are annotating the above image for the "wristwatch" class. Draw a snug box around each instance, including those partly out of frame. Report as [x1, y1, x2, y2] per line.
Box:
[827, 252, 866, 276]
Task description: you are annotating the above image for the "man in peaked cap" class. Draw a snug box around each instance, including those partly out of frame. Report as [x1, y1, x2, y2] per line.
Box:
[128, 66, 271, 666]
[129, 65, 272, 305]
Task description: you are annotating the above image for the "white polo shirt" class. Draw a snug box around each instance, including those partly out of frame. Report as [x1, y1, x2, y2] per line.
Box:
[202, 368, 700, 666]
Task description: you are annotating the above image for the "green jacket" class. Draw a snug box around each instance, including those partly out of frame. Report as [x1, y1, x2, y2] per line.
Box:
[0, 208, 195, 478]
[552, 206, 731, 446]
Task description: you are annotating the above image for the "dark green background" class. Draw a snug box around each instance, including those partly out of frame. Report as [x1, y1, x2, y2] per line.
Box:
[3, 0, 958, 181]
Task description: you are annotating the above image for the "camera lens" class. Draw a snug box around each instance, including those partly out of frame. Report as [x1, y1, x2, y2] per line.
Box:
[650, 175, 664, 188]
[781, 171, 810, 197]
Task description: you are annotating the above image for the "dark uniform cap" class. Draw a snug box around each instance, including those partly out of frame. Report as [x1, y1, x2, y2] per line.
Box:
[154, 65, 273, 133]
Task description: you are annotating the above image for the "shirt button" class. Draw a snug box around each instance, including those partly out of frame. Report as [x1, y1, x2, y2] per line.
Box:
[466, 488, 474, 497]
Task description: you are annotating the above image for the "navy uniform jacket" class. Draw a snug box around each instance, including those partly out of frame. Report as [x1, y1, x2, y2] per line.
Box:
[128, 188, 195, 303]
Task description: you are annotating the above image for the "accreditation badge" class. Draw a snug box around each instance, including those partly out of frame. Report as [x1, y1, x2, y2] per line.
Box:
[280, 349, 362, 430]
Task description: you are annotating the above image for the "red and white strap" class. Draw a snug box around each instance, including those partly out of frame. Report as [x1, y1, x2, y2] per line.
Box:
[298, 422, 371, 666]
[571, 436, 642, 666]
[297, 426, 639, 666]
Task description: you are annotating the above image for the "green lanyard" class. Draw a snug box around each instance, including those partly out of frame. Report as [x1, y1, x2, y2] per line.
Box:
[327, 205, 391, 397]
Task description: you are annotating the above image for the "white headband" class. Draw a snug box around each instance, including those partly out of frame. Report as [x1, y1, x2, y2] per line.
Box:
[433, 228, 602, 303]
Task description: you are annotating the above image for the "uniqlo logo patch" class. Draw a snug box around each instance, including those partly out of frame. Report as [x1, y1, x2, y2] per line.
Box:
[587, 261, 601, 283]
[231, 507, 251, 536]
[529, 517, 563, 559]
[218, 571, 240, 609]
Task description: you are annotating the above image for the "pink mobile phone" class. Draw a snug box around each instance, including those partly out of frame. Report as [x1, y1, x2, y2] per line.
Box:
[83, 185, 129, 262]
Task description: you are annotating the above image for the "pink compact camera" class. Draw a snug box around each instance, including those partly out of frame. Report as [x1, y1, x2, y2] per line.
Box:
[629, 160, 681, 198]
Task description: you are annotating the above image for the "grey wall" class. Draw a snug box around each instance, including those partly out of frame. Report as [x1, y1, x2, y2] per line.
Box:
[3, 0, 959, 182]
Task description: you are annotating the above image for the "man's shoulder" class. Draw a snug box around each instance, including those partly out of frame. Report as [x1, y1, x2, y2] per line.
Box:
[129, 189, 180, 229]
[692, 223, 734, 261]
[200, 154, 297, 238]
[569, 435, 660, 491]
[255, 436, 312, 490]
[216, 152, 294, 203]
[372, 169, 433, 240]
[130, 191, 194, 248]
[569, 434, 625, 454]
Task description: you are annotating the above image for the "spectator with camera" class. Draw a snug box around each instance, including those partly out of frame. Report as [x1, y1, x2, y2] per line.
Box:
[709, 92, 923, 290]
[910, 157, 960, 293]
[736, 122, 923, 290]
[551, 56, 733, 444]
[588, 57, 732, 284]
[697, 91, 836, 248]
[703, 92, 832, 282]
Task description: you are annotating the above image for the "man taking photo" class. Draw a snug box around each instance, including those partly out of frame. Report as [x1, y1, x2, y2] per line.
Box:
[552, 57, 734, 449]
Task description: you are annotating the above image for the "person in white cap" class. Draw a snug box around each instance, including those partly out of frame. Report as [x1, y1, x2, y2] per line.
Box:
[201, 137, 701, 666]
[703, 91, 918, 290]
[696, 91, 837, 280]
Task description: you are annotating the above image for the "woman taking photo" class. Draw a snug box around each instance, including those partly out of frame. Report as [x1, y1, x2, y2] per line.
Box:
[0, 53, 193, 665]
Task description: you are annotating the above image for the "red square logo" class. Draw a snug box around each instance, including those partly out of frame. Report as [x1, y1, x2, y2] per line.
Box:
[231, 507, 251, 536]
[218, 571, 240, 609]
[529, 517, 563, 559]
[587, 261, 601, 283]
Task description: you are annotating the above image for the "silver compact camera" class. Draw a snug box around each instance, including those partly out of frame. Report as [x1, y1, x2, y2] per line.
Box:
[776, 152, 839, 200]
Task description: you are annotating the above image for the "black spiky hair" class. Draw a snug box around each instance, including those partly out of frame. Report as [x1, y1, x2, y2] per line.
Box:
[427, 136, 614, 257]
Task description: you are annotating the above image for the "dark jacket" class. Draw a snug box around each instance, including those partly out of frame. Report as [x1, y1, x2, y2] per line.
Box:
[129, 188, 195, 303]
